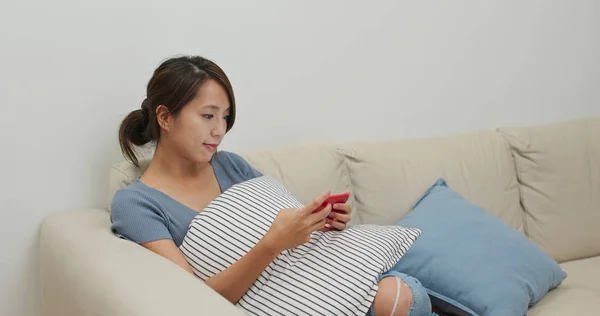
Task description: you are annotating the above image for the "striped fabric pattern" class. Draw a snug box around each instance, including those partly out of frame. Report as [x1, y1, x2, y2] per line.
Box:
[181, 176, 421, 316]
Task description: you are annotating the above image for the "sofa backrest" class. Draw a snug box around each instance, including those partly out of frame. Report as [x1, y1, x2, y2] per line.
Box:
[499, 117, 600, 263]
[338, 130, 525, 234]
[108, 132, 524, 233]
[107, 117, 600, 263]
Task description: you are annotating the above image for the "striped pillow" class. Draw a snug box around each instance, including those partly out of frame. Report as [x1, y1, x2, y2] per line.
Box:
[180, 176, 421, 316]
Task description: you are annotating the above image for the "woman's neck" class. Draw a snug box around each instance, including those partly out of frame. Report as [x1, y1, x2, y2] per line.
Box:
[142, 143, 213, 185]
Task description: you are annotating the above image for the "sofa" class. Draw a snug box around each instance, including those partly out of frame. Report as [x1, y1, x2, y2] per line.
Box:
[39, 116, 600, 316]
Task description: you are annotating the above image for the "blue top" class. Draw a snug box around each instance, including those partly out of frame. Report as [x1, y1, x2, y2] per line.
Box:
[110, 151, 263, 247]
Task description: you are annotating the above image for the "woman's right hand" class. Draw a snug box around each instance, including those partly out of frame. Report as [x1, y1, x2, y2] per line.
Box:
[264, 191, 333, 253]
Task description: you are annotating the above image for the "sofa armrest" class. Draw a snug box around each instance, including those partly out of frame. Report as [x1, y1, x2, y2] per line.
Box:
[39, 208, 245, 316]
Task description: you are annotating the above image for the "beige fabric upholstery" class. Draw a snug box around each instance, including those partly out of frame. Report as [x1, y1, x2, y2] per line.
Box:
[528, 257, 600, 315]
[499, 117, 600, 263]
[339, 131, 524, 231]
[559, 256, 600, 291]
[39, 209, 244, 316]
[527, 287, 600, 316]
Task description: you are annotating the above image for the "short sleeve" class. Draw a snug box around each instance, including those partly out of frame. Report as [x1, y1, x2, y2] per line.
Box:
[110, 188, 172, 244]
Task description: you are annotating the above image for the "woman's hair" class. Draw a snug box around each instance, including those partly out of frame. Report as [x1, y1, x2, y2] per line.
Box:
[118, 55, 236, 167]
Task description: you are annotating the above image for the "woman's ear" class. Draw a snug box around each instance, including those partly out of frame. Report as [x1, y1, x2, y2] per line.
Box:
[156, 105, 171, 132]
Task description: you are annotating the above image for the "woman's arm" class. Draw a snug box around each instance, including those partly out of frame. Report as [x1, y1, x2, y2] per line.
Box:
[142, 236, 279, 304]
[142, 192, 333, 305]
[203, 236, 279, 303]
[141, 239, 195, 275]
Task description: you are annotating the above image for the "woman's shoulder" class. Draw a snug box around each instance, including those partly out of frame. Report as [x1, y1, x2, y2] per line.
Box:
[110, 180, 164, 216]
[109, 180, 174, 244]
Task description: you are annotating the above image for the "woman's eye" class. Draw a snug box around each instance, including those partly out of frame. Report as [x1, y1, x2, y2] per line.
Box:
[224, 115, 230, 121]
[202, 114, 214, 119]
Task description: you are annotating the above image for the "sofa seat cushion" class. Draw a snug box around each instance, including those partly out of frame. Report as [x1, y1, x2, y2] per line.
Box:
[527, 246, 600, 315]
[559, 256, 600, 291]
[527, 288, 600, 316]
[527, 244, 600, 316]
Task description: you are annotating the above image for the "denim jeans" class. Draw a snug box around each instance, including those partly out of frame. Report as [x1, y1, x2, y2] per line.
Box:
[368, 271, 438, 316]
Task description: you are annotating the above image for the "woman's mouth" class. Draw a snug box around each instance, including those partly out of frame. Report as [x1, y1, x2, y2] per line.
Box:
[203, 143, 218, 152]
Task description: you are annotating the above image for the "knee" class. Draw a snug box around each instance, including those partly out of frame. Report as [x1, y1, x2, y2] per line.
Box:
[373, 277, 413, 316]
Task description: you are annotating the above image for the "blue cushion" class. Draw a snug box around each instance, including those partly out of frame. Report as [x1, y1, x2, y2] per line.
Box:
[393, 178, 567, 316]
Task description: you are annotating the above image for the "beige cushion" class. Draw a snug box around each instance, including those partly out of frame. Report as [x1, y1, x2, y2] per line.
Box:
[339, 130, 524, 232]
[559, 256, 600, 291]
[107, 142, 359, 225]
[527, 287, 600, 316]
[499, 117, 600, 262]
[240, 142, 359, 226]
[527, 256, 600, 315]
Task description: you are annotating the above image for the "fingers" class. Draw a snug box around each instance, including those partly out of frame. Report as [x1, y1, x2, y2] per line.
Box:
[329, 212, 351, 224]
[322, 223, 333, 232]
[328, 218, 347, 230]
[301, 190, 331, 215]
[332, 203, 351, 214]
[309, 219, 328, 232]
[309, 206, 331, 232]
[308, 202, 332, 224]
[313, 212, 348, 231]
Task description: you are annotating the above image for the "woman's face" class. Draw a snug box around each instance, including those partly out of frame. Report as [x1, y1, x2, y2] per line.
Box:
[161, 79, 231, 164]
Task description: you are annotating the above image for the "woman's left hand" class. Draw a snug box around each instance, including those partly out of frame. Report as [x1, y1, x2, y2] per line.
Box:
[322, 191, 352, 231]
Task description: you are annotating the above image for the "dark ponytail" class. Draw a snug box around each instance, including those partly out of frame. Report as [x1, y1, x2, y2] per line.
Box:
[118, 100, 152, 167]
[118, 55, 236, 168]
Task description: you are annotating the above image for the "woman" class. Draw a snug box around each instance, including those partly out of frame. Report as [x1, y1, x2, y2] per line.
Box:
[111, 55, 436, 316]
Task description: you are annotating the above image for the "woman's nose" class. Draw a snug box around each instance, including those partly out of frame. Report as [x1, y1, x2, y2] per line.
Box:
[212, 119, 226, 137]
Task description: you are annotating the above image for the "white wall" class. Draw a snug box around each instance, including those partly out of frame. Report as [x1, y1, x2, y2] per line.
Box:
[1, 0, 599, 315]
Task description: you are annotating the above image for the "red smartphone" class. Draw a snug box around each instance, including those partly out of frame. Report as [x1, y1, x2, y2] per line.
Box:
[312, 191, 350, 213]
